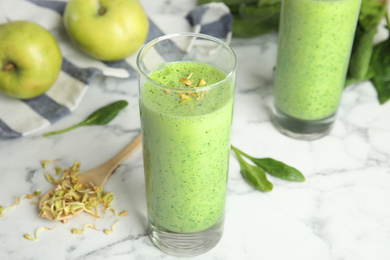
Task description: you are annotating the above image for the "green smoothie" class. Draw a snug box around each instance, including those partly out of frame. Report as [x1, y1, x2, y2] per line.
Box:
[274, 0, 361, 120]
[140, 61, 234, 233]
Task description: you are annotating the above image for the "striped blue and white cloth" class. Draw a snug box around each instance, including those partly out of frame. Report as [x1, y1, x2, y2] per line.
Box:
[0, 0, 232, 138]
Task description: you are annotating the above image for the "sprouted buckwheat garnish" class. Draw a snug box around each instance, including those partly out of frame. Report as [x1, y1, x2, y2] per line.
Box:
[104, 220, 119, 235]
[54, 165, 62, 176]
[71, 223, 99, 234]
[178, 72, 193, 86]
[104, 207, 128, 217]
[41, 159, 59, 169]
[164, 72, 208, 104]
[39, 161, 124, 220]
[3, 160, 128, 241]
[24, 226, 54, 241]
[0, 190, 41, 218]
[15, 190, 41, 205]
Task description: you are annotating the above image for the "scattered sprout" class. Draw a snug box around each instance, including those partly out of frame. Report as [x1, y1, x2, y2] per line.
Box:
[23, 234, 35, 241]
[45, 172, 56, 184]
[103, 220, 119, 235]
[24, 227, 54, 242]
[0, 190, 41, 218]
[41, 160, 59, 169]
[104, 207, 128, 217]
[55, 165, 62, 175]
[71, 223, 99, 234]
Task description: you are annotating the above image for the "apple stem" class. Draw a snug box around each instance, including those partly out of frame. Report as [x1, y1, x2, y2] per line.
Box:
[2, 62, 16, 72]
[98, 6, 106, 15]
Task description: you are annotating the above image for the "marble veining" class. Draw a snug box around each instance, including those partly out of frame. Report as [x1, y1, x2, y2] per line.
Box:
[1, 0, 390, 259]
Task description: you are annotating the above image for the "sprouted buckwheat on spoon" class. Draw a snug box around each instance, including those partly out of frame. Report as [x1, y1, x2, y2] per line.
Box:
[0, 160, 128, 241]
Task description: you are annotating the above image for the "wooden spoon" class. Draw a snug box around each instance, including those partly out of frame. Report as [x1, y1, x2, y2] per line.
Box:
[39, 134, 142, 221]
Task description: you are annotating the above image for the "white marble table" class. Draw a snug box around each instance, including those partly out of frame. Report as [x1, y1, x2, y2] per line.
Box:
[1, 1, 390, 259]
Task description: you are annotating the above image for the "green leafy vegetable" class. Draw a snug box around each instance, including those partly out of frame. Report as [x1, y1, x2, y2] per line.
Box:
[232, 14, 278, 37]
[43, 100, 128, 137]
[369, 36, 390, 104]
[231, 145, 305, 192]
[359, 0, 388, 31]
[347, 0, 388, 85]
[238, 2, 280, 24]
[197, 0, 257, 6]
[198, 0, 281, 37]
[347, 25, 377, 81]
[232, 146, 273, 192]
[232, 0, 281, 37]
[236, 150, 305, 182]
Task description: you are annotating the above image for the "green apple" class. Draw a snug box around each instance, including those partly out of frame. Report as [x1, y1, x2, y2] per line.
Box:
[0, 21, 62, 99]
[63, 0, 149, 61]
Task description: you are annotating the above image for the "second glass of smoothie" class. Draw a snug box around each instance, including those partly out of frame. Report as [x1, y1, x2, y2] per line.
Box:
[272, 0, 362, 140]
[137, 33, 237, 257]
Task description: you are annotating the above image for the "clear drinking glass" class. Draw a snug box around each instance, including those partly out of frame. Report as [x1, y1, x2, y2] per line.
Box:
[272, 0, 362, 140]
[137, 33, 237, 257]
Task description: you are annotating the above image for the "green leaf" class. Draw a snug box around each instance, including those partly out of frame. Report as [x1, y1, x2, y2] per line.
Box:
[358, 0, 388, 31]
[248, 158, 305, 182]
[370, 37, 390, 81]
[369, 36, 390, 104]
[348, 25, 377, 81]
[238, 2, 280, 23]
[258, 0, 281, 6]
[232, 15, 278, 37]
[79, 100, 128, 126]
[232, 146, 273, 192]
[232, 146, 305, 182]
[232, 0, 280, 37]
[43, 100, 128, 137]
[346, 0, 388, 86]
[370, 78, 390, 104]
[345, 67, 375, 87]
[197, 0, 257, 6]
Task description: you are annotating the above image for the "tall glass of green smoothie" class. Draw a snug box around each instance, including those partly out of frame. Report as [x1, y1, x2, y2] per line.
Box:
[272, 0, 361, 140]
[136, 33, 237, 257]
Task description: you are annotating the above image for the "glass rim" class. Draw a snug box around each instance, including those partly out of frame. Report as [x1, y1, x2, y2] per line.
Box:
[136, 32, 237, 92]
